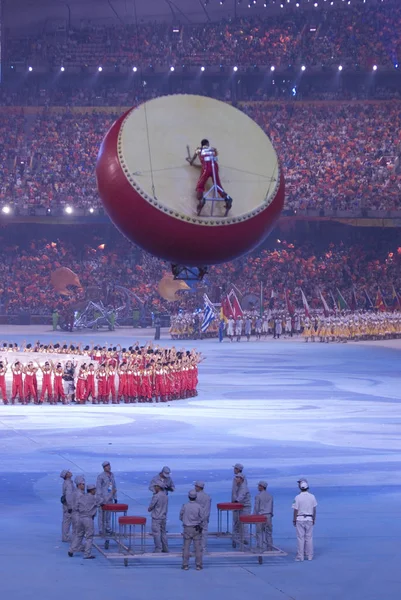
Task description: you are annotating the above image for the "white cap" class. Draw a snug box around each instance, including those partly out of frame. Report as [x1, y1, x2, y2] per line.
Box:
[233, 463, 244, 471]
[258, 480, 268, 488]
[162, 466, 171, 475]
[299, 480, 309, 490]
[60, 470, 70, 478]
[194, 481, 205, 488]
[74, 475, 85, 485]
[87, 483, 96, 491]
[102, 461, 110, 468]
[188, 490, 197, 499]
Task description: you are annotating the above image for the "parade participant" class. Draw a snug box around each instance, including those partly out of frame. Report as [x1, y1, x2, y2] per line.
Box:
[0, 359, 8, 404]
[53, 362, 66, 403]
[38, 360, 54, 404]
[140, 363, 153, 403]
[68, 483, 100, 560]
[292, 479, 317, 562]
[66, 475, 86, 551]
[254, 481, 274, 552]
[60, 469, 74, 542]
[194, 481, 211, 551]
[149, 466, 175, 494]
[179, 490, 204, 571]
[96, 461, 117, 535]
[231, 463, 247, 501]
[245, 317, 252, 341]
[232, 472, 251, 545]
[235, 317, 243, 342]
[85, 363, 96, 404]
[187, 139, 233, 215]
[24, 361, 38, 404]
[96, 364, 108, 404]
[148, 480, 169, 553]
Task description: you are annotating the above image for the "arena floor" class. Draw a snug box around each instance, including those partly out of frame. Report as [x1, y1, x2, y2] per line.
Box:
[1, 326, 401, 600]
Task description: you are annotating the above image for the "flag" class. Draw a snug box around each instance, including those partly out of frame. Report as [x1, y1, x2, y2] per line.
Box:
[350, 287, 358, 312]
[285, 289, 295, 315]
[201, 294, 216, 332]
[318, 289, 330, 317]
[269, 289, 276, 310]
[375, 288, 386, 312]
[227, 289, 243, 319]
[329, 290, 338, 314]
[300, 289, 310, 318]
[391, 285, 400, 311]
[363, 289, 373, 310]
[336, 288, 348, 310]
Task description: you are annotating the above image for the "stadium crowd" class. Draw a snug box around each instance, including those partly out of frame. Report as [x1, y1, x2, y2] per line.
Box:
[0, 230, 401, 318]
[6, 4, 401, 70]
[0, 100, 400, 213]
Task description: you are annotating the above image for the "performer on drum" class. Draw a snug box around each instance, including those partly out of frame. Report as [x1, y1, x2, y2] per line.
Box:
[187, 139, 233, 215]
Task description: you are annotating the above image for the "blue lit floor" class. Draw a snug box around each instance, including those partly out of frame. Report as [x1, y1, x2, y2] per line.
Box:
[1, 327, 401, 600]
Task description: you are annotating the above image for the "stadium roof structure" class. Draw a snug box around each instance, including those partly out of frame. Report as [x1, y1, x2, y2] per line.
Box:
[3, 0, 377, 29]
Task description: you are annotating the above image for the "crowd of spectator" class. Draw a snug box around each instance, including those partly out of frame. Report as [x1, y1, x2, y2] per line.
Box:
[6, 4, 401, 70]
[0, 229, 400, 318]
[0, 99, 400, 213]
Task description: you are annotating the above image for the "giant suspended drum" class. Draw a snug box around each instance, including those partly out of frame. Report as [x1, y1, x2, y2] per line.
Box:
[96, 94, 284, 267]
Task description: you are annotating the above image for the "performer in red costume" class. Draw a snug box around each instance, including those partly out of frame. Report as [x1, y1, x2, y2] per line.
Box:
[38, 360, 53, 404]
[187, 139, 233, 215]
[24, 361, 38, 404]
[11, 361, 24, 404]
[106, 363, 118, 404]
[76, 365, 88, 404]
[53, 363, 66, 403]
[96, 364, 108, 404]
[0, 359, 8, 404]
[86, 363, 96, 404]
[117, 363, 127, 403]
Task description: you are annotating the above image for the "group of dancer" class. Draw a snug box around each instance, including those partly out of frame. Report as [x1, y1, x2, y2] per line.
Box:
[0, 342, 203, 405]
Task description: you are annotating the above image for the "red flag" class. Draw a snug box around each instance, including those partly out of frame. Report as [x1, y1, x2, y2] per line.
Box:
[227, 289, 243, 319]
[286, 289, 295, 315]
[300, 289, 310, 318]
[375, 289, 386, 312]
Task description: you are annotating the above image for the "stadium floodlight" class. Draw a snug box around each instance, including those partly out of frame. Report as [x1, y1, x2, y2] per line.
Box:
[60, 66, 65, 72]
[133, 66, 138, 72]
[314, 2, 318, 5]
[280, 2, 284, 6]
[233, 66, 238, 72]
[170, 66, 175, 72]
[28, 66, 33, 72]
[65, 206, 73, 215]
[89, 207, 94, 214]
[201, 66, 206, 72]
[395, 63, 399, 69]
[270, 65, 275, 71]
[373, 64, 378, 71]
[296, 2, 300, 5]
[2, 206, 10, 214]
[98, 66, 103, 72]
[301, 65, 306, 71]
[338, 65, 343, 71]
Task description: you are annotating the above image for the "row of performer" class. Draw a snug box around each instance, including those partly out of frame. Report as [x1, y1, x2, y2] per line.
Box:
[302, 312, 401, 342]
[61, 462, 318, 568]
[0, 351, 203, 405]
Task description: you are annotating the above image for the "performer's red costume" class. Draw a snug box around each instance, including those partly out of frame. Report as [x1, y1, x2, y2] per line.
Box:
[117, 369, 127, 402]
[76, 372, 87, 404]
[97, 370, 107, 403]
[107, 370, 117, 404]
[54, 369, 66, 403]
[40, 369, 53, 403]
[12, 369, 24, 404]
[86, 370, 96, 403]
[24, 371, 38, 404]
[0, 367, 7, 404]
[195, 146, 225, 198]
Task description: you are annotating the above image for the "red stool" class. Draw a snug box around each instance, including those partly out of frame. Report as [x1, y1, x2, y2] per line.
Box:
[101, 503, 128, 546]
[118, 516, 147, 555]
[217, 502, 244, 536]
[239, 514, 267, 552]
